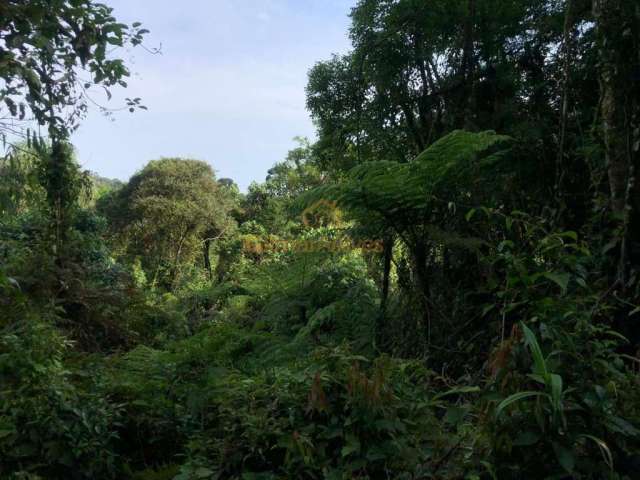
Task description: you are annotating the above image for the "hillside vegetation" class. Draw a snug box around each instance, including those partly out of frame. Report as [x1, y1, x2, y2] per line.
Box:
[1, 0, 640, 479]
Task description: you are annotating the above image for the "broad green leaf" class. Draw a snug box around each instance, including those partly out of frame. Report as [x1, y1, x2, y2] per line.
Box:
[521, 323, 548, 377]
[496, 391, 545, 417]
[432, 386, 481, 401]
[549, 373, 563, 411]
[341, 435, 360, 457]
[552, 442, 575, 473]
[543, 272, 570, 293]
[195, 467, 215, 478]
[465, 208, 476, 221]
[605, 415, 640, 437]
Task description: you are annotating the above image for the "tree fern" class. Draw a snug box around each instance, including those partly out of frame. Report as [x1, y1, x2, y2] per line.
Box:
[299, 130, 512, 228]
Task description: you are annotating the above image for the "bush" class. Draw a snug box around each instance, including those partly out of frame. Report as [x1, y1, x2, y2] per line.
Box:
[0, 318, 122, 479]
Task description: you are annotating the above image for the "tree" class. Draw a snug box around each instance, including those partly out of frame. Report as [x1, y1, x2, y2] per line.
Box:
[242, 138, 324, 234]
[98, 158, 235, 288]
[265, 137, 324, 198]
[0, 0, 148, 141]
[306, 0, 595, 204]
[0, 144, 45, 216]
[1, 0, 149, 259]
[300, 130, 512, 346]
[593, 0, 640, 284]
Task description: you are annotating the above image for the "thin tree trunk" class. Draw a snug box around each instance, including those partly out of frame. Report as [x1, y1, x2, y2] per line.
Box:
[380, 235, 393, 314]
[171, 229, 189, 289]
[377, 233, 394, 348]
[593, 0, 638, 284]
[203, 238, 212, 280]
[461, 0, 476, 129]
[556, 0, 574, 206]
[412, 238, 432, 345]
[401, 102, 425, 152]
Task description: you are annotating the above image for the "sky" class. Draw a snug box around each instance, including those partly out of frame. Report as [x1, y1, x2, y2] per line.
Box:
[70, 0, 354, 191]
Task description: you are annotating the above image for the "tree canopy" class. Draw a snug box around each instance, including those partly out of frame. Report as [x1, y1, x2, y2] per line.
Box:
[0, 0, 149, 140]
[98, 158, 236, 288]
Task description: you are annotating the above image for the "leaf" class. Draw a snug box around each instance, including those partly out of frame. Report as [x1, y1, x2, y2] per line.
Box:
[521, 323, 548, 377]
[481, 304, 495, 317]
[553, 442, 575, 473]
[543, 272, 570, 293]
[602, 239, 618, 255]
[7, 277, 20, 290]
[465, 208, 476, 221]
[549, 373, 563, 411]
[195, 467, 215, 478]
[603, 329, 629, 343]
[444, 406, 467, 425]
[495, 391, 545, 417]
[341, 434, 360, 457]
[505, 217, 513, 231]
[580, 434, 613, 470]
[605, 415, 640, 437]
[432, 385, 480, 401]
[558, 231, 578, 241]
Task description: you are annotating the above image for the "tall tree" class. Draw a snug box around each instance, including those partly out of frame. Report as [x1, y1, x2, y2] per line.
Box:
[1, 0, 148, 254]
[0, 0, 148, 140]
[593, 0, 640, 283]
[306, 0, 593, 188]
[98, 158, 235, 289]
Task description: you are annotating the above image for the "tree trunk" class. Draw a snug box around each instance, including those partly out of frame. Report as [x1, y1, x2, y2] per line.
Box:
[377, 233, 394, 348]
[411, 238, 432, 345]
[556, 0, 575, 206]
[593, 0, 639, 283]
[460, 0, 476, 129]
[203, 238, 212, 280]
[171, 229, 189, 289]
[400, 102, 425, 152]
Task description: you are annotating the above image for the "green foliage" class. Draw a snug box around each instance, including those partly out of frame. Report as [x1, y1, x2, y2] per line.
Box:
[174, 348, 438, 479]
[242, 138, 323, 236]
[0, 0, 148, 139]
[301, 130, 511, 227]
[473, 212, 640, 478]
[2, 1, 640, 479]
[98, 158, 237, 289]
[0, 315, 122, 479]
[0, 146, 45, 216]
[105, 326, 469, 479]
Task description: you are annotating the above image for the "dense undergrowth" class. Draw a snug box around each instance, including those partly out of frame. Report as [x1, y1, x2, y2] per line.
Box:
[2, 156, 640, 479]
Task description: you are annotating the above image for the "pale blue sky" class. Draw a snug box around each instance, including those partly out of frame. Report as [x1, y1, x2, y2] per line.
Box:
[71, 0, 354, 190]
